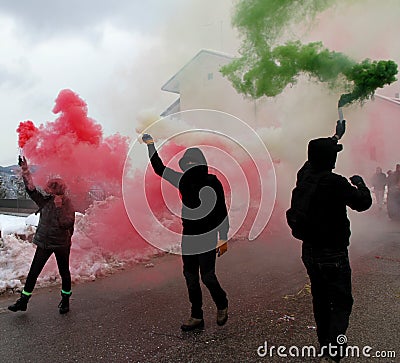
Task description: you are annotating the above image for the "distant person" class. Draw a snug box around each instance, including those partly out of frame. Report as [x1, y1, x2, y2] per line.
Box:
[8, 156, 75, 314]
[286, 121, 372, 362]
[393, 163, 400, 186]
[371, 166, 386, 209]
[386, 170, 396, 192]
[386, 167, 400, 220]
[142, 134, 229, 331]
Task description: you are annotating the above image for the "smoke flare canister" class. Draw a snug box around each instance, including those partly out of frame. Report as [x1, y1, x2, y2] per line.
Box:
[338, 107, 344, 123]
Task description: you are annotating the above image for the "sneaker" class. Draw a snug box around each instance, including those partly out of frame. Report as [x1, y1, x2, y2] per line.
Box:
[181, 317, 204, 331]
[217, 307, 228, 326]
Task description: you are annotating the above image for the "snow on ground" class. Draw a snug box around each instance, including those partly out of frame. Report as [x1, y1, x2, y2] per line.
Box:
[0, 214, 30, 238]
[0, 213, 161, 295]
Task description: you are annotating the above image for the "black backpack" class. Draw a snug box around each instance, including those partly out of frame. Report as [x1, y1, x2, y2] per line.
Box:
[286, 171, 328, 240]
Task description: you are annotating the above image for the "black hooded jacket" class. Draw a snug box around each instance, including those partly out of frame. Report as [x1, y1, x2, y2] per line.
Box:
[147, 144, 229, 240]
[294, 138, 372, 251]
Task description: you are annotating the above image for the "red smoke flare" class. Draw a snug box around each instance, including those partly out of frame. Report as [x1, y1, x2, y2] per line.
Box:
[16, 120, 39, 148]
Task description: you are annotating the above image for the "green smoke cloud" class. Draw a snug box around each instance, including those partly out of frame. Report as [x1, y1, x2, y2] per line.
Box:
[221, 0, 398, 107]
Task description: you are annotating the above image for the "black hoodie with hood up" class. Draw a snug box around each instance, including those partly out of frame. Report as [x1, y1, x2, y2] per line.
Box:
[147, 144, 229, 243]
[295, 137, 371, 251]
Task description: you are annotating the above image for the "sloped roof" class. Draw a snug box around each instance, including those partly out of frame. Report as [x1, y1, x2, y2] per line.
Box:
[161, 49, 234, 94]
[375, 93, 400, 106]
[160, 97, 180, 117]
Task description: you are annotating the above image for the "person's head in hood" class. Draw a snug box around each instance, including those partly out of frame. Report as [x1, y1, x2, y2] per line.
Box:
[45, 178, 66, 196]
[308, 137, 343, 171]
[179, 148, 208, 178]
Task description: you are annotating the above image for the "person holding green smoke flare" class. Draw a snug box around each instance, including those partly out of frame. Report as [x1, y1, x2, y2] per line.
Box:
[287, 121, 372, 362]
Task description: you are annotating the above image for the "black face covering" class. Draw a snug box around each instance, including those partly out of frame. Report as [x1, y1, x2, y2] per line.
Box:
[308, 138, 343, 171]
[179, 148, 208, 178]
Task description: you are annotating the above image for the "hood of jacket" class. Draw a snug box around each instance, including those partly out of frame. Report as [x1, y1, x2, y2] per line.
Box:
[308, 137, 343, 171]
[179, 147, 208, 178]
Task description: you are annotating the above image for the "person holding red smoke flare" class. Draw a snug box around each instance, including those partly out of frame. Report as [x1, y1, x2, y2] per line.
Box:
[8, 156, 75, 314]
[142, 134, 229, 331]
[286, 121, 372, 363]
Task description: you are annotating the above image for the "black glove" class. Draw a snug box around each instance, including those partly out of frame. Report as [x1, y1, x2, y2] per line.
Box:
[350, 175, 365, 187]
[18, 156, 28, 171]
[335, 120, 346, 140]
[142, 133, 154, 144]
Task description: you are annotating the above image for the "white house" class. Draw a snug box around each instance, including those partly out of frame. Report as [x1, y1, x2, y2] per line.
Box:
[160, 49, 270, 127]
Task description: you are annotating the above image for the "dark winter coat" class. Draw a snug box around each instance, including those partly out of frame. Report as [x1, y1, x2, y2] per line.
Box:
[296, 161, 372, 252]
[147, 144, 229, 243]
[25, 185, 75, 250]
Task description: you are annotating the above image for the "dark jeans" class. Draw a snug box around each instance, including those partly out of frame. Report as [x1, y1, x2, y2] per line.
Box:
[302, 246, 353, 362]
[24, 245, 71, 293]
[182, 249, 228, 319]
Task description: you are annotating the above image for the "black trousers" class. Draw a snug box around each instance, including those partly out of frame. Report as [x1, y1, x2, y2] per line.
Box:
[24, 245, 71, 293]
[182, 249, 228, 319]
[302, 247, 353, 362]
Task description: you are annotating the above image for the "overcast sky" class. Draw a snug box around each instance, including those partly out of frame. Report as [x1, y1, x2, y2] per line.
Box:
[0, 0, 238, 165]
[1, 0, 399, 166]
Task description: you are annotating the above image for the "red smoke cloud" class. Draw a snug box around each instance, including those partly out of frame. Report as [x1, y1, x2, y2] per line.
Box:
[18, 89, 129, 210]
[16, 89, 277, 257]
[17, 120, 39, 148]
[16, 89, 150, 255]
[347, 99, 400, 175]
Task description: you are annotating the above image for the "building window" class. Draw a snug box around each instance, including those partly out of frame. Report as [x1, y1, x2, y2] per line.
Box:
[207, 72, 213, 80]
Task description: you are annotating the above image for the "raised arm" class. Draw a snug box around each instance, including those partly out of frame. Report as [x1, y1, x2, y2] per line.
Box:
[332, 119, 346, 142]
[142, 134, 182, 188]
[18, 156, 48, 208]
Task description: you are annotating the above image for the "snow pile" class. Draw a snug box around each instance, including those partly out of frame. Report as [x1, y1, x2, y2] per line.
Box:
[0, 214, 29, 238]
[0, 235, 36, 292]
[0, 212, 162, 295]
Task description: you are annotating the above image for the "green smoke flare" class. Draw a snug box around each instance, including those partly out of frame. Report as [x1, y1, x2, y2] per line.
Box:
[222, 0, 398, 107]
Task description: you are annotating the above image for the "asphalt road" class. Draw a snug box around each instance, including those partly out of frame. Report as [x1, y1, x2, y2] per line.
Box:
[0, 210, 399, 363]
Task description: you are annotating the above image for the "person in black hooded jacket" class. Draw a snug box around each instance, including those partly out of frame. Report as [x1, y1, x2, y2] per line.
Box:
[8, 156, 75, 314]
[288, 121, 372, 363]
[142, 134, 229, 331]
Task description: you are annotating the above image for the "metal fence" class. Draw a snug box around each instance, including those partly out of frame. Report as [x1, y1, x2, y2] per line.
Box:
[0, 199, 37, 214]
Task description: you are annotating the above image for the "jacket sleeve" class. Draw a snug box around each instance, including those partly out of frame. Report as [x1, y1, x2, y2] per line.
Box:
[55, 198, 75, 233]
[341, 177, 372, 212]
[22, 169, 48, 207]
[147, 143, 182, 188]
[214, 178, 229, 240]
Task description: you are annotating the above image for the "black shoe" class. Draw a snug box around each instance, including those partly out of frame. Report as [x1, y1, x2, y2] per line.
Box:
[181, 317, 204, 331]
[58, 292, 71, 314]
[217, 307, 228, 326]
[8, 293, 30, 312]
